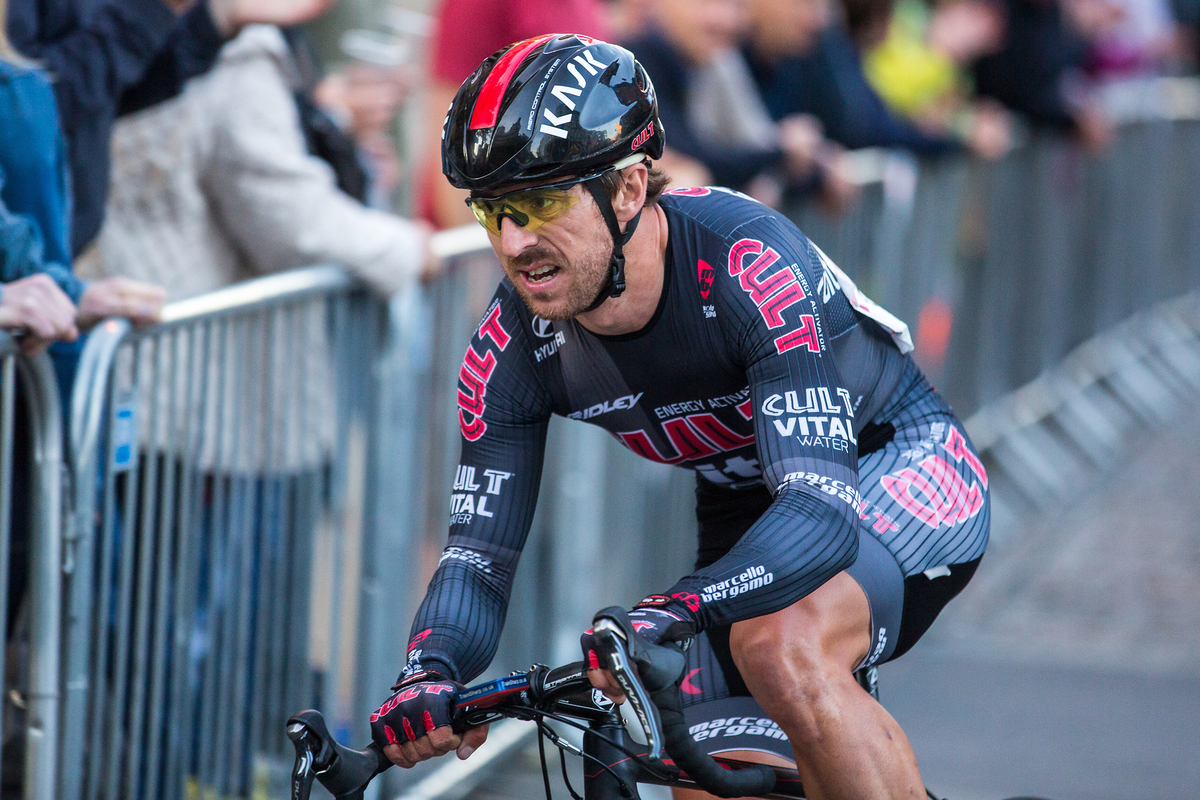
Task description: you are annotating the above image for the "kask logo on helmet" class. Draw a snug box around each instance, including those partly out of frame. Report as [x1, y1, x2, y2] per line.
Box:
[539, 48, 611, 139]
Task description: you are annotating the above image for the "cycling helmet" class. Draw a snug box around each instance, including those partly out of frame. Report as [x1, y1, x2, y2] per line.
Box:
[442, 33, 666, 302]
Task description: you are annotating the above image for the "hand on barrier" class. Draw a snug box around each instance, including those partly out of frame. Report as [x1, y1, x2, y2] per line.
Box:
[369, 674, 487, 768]
[207, 0, 337, 37]
[0, 274, 78, 355]
[77, 277, 166, 330]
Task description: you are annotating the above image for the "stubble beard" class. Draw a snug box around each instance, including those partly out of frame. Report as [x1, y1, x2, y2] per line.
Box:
[506, 241, 613, 321]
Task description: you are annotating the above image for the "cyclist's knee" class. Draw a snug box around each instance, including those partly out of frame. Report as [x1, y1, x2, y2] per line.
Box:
[726, 573, 871, 737]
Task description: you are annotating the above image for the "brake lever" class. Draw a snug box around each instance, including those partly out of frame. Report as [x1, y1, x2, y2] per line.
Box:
[591, 610, 666, 765]
[287, 712, 335, 800]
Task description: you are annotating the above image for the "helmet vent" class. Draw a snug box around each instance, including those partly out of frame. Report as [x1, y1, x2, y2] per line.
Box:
[469, 34, 555, 130]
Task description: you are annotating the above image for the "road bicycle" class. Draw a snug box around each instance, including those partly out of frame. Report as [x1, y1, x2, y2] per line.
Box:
[287, 607, 1052, 800]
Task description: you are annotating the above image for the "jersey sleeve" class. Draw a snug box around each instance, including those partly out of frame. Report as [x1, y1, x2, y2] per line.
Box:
[403, 287, 553, 684]
[658, 210, 865, 631]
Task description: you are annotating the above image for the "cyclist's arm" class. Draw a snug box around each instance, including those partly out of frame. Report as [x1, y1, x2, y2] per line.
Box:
[651, 213, 867, 632]
[402, 290, 552, 685]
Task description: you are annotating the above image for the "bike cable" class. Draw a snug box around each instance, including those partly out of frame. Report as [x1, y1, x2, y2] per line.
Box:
[559, 742, 583, 800]
[537, 720, 556, 800]
[534, 708, 679, 782]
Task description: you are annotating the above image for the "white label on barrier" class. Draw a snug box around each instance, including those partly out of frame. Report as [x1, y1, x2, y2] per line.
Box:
[112, 393, 137, 472]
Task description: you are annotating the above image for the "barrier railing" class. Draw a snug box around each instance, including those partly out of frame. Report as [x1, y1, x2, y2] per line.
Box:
[0, 333, 65, 800]
[57, 269, 389, 800]
[38, 80, 1200, 800]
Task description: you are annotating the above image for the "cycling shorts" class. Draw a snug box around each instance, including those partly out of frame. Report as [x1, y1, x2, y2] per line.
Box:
[682, 389, 988, 709]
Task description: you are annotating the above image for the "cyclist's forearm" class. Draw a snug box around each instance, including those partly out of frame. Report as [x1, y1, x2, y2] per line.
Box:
[655, 486, 859, 631]
[401, 560, 514, 684]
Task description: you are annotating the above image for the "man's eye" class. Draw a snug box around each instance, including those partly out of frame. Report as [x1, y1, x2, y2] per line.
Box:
[530, 196, 556, 210]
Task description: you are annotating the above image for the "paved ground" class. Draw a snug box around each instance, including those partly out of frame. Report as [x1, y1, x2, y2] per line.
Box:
[445, 414, 1200, 800]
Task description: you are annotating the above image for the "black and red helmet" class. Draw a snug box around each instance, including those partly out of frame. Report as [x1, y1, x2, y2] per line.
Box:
[442, 33, 666, 191]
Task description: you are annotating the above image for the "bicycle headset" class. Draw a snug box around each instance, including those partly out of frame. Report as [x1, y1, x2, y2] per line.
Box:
[441, 33, 667, 306]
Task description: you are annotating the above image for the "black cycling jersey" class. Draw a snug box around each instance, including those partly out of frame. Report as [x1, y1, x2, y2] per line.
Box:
[403, 188, 982, 685]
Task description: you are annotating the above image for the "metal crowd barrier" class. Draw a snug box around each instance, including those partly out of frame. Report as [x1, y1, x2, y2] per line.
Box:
[54, 269, 391, 800]
[0, 334, 64, 800]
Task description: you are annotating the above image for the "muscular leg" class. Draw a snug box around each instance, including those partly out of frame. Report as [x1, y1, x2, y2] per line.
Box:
[728, 571, 924, 800]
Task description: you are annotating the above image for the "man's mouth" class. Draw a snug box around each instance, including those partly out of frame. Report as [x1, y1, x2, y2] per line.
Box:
[525, 264, 560, 284]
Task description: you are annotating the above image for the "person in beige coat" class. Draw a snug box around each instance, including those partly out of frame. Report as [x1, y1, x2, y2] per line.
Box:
[79, 23, 435, 473]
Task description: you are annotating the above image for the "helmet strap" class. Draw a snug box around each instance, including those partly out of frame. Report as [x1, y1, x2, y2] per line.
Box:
[583, 176, 643, 311]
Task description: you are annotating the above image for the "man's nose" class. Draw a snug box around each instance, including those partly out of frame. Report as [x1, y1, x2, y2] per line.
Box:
[496, 215, 538, 258]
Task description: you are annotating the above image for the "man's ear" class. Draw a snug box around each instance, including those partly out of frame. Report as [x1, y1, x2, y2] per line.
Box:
[614, 164, 649, 224]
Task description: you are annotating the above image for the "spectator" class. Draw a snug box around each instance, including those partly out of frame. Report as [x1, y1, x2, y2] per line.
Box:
[863, 0, 1015, 158]
[971, 0, 1114, 151]
[421, 0, 612, 227]
[624, 0, 858, 209]
[6, 0, 338, 256]
[745, 0, 961, 154]
[1079, 0, 1178, 76]
[305, 33, 413, 208]
[79, 24, 432, 302]
[0, 6, 164, 361]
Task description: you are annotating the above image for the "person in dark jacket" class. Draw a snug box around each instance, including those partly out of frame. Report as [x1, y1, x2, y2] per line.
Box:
[745, 0, 958, 154]
[623, 0, 857, 209]
[971, 0, 1113, 151]
[5, 0, 337, 255]
[0, 15, 163, 359]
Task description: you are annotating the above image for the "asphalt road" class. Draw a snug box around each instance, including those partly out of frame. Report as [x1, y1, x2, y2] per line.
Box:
[457, 414, 1200, 800]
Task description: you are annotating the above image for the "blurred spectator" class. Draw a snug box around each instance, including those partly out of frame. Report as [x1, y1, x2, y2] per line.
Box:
[1077, 0, 1178, 76]
[863, 0, 1015, 158]
[310, 54, 412, 207]
[6, 0, 337, 256]
[624, 0, 858, 209]
[744, 0, 961, 155]
[421, 0, 611, 227]
[78, 24, 433, 300]
[972, 0, 1114, 151]
[0, 9, 164, 361]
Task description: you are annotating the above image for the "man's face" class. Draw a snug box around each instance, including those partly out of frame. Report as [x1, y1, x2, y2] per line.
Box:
[482, 182, 614, 320]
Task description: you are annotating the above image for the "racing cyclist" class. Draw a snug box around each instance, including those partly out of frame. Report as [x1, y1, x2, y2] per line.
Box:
[369, 34, 989, 800]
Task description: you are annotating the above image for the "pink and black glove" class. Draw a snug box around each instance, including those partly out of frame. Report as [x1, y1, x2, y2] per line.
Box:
[369, 673, 463, 749]
[580, 597, 696, 669]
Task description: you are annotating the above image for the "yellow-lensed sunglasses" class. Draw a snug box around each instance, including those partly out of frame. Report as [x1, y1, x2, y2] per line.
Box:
[465, 153, 649, 236]
[465, 179, 582, 236]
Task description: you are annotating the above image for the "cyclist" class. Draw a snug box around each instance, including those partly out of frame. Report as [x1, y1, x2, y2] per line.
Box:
[369, 34, 989, 800]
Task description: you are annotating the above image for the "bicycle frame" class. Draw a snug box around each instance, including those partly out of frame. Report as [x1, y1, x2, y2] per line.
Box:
[290, 658, 806, 800]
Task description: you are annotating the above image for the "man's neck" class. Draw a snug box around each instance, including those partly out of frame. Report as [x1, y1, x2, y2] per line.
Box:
[575, 204, 670, 336]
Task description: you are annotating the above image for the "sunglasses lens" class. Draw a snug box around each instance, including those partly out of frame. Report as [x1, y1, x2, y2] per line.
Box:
[468, 188, 579, 235]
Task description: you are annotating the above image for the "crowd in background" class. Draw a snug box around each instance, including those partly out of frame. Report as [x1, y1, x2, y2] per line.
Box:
[3, 0, 1200, 365]
[423, 0, 1200, 226]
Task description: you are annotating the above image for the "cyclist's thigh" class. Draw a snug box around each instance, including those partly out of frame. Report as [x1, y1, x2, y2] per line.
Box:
[850, 393, 989, 666]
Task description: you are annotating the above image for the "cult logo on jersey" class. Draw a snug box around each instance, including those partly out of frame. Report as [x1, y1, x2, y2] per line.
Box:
[762, 387, 857, 452]
[664, 187, 711, 197]
[458, 301, 511, 442]
[880, 426, 988, 530]
[616, 398, 755, 466]
[450, 464, 513, 524]
[698, 260, 715, 300]
[728, 237, 822, 356]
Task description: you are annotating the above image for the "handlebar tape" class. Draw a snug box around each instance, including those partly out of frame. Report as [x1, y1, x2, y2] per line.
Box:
[593, 608, 777, 798]
[319, 741, 392, 798]
[650, 682, 777, 798]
